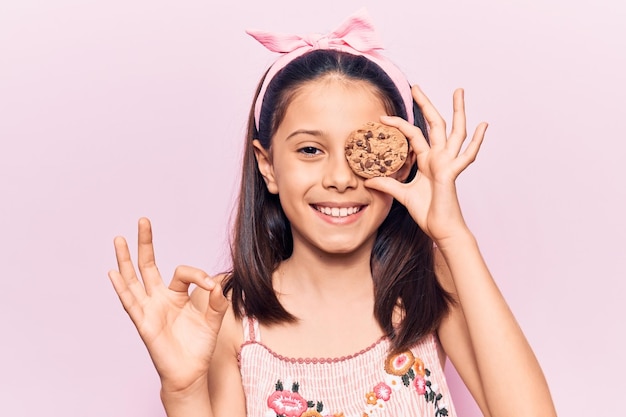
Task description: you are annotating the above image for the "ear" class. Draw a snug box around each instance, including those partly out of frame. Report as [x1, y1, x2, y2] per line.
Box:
[252, 140, 279, 194]
[395, 145, 417, 183]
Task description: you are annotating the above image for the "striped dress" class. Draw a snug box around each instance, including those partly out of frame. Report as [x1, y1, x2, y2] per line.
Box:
[239, 317, 457, 417]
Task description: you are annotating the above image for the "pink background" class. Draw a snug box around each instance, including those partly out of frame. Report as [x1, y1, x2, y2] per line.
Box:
[1, 0, 624, 415]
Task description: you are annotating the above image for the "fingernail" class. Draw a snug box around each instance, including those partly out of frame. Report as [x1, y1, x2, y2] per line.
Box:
[204, 277, 215, 289]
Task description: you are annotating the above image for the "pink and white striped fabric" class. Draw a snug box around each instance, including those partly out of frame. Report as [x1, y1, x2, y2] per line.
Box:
[239, 317, 457, 417]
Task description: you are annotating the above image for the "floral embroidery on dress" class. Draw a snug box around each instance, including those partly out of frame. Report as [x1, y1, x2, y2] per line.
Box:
[265, 349, 449, 417]
[266, 380, 344, 417]
[362, 351, 449, 416]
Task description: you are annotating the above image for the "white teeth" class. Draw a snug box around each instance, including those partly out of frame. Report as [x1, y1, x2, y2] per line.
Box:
[316, 206, 360, 217]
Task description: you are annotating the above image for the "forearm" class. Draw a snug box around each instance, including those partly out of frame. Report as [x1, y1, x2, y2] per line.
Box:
[437, 231, 556, 417]
[161, 379, 213, 417]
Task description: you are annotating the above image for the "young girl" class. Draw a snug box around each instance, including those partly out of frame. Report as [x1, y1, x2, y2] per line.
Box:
[108, 10, 556, 417]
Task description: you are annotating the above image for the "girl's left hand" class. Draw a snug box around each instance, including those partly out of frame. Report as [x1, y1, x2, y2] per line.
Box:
[365, 86, 488, 245]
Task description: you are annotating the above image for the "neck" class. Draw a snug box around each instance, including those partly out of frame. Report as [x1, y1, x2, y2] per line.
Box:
[274, 238, 375, 301]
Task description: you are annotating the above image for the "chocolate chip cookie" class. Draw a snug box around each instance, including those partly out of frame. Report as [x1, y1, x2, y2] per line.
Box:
[345, 121, 408, 179]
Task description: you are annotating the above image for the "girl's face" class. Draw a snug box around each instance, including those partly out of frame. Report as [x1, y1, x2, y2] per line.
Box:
[254, 77, 406, 257]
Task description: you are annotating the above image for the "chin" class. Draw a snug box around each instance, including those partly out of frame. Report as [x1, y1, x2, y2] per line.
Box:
[315, 237, 373, 257]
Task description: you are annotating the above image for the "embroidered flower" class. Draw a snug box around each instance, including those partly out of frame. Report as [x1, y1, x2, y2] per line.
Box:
[301, 411, 323, 417]
[303, 400, 326, 416]
[365, 391, 378, 405]
[376, 352, 450, 416]
[364, 398, 385, 415]
[374, 399, 385, 410]
[384, 351, 415, 375]
[373, 382, 391, 401]
[265, 379, 336, 417]
[413, 357, 426, 377]
[267, 389, 308, 417]
[414, 376, 427, 395]
[383, 373, 404, 391]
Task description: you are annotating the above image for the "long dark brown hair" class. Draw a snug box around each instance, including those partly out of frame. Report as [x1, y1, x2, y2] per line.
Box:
[223, 50, 452, 353]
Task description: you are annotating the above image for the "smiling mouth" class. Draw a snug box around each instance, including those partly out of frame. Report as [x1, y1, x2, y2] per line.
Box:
[313, 205, 363, 218]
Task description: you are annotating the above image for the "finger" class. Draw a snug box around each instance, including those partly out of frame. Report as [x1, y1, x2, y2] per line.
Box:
[380, 115, 430, 156]
[136, 217, 164, 294]
[457, 122, 488, 168]
[205, 278, 229, 323]
[364, 176, 409, 207]
[169, 265, 212, 294]
[108, 270, 145, 325]
[113, 235, 147, 301]
[448, 88, 468, 153]
[411, 85, 446, 147]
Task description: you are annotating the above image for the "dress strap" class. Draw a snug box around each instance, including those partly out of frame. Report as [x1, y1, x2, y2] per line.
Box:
[242, 316, 261, 342]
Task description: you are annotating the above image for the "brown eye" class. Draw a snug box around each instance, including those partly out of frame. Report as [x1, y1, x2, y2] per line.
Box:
[298, 146, 321, 156]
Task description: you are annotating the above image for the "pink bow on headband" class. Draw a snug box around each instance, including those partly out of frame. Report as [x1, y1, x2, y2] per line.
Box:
[246, 9, 384, 55]
[247, 8, 414, 130]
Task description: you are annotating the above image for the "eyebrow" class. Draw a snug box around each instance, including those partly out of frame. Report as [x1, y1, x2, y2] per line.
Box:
[285, 129, 325, 141]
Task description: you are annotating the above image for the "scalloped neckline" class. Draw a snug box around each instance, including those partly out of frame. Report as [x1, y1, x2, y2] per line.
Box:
[240, 335, 389, 364]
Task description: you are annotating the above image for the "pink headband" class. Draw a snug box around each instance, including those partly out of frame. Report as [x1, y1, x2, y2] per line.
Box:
[247, 8, 414, 132]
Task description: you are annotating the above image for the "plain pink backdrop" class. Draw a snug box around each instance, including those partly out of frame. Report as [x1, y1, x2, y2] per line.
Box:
[1, 0, 624, 416]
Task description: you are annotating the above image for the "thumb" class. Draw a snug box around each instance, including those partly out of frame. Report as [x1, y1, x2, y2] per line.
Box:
[364, 176, 407, 202]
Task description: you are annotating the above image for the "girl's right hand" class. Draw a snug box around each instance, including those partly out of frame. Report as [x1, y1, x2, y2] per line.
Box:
[108, 217, 228, 394]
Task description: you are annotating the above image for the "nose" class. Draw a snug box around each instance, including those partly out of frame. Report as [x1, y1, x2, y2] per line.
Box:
[322, 151, 359, 192]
